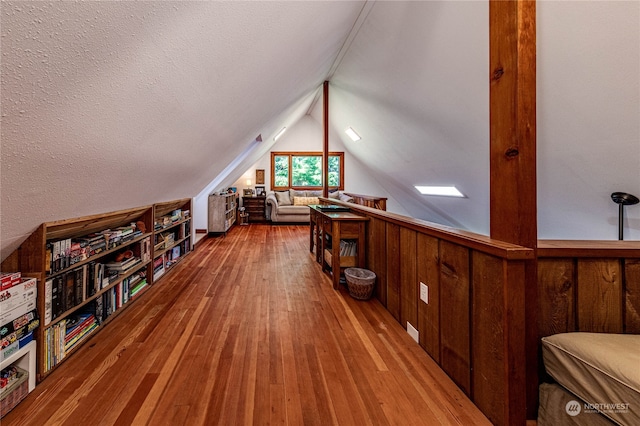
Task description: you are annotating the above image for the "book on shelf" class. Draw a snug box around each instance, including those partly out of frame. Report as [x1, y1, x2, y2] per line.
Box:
[68, 241, 88, 266]
[44, 319, 67, 370]
[130, 278, 148, 299]
[133, 237, 151, 263]
[94, 295, 104, 324]
[73, 266, 85, 309]
[182, 240, 191, 255]
[64, 312, 96, 346]
[339, 240, 357, 257]
[63, 271, 75, 312]
[86, 261, 102, 298]
[44, 279, 53, 326]
[92, 280, 130, 324]
[44, 263, 111, 319]
[51, 276, 63, 320]
[66, 322, 98, 352]
[105, 257, 142, 274]
[160, 232, 175, 248]
[45, 222, 147, 275]
[171, 246, 180, 261]
[153, 255, 165, 280]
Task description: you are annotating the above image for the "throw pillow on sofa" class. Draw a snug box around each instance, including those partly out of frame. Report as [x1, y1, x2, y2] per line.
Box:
[275, 191, 292, 206]
[339, 193, 355, 203]
[293, 196, 320, 206]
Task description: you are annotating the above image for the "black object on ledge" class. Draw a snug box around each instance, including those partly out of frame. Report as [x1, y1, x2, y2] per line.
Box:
[611, 192, 639, 240]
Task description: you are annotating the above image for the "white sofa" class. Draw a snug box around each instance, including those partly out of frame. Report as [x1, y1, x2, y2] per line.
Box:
[265, 190, 354, 223]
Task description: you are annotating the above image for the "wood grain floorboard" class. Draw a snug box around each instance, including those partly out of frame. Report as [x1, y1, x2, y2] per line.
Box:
[3, 224, 491, 426]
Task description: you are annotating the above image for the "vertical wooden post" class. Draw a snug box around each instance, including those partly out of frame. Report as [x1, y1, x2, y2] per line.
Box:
[489, 0, 537, 421]
[323, 81, 329, 198]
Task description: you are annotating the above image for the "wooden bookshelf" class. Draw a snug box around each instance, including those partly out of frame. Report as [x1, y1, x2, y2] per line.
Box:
[207, 193, 237, 234]
[0, 198, 193, 383]
[1, 205, 154, 381]
[152, 198, 193, 282]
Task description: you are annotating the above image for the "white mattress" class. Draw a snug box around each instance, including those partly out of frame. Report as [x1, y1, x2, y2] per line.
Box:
[542, 333, 640, 426]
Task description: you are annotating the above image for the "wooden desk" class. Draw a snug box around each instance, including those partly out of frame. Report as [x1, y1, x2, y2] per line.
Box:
[309, 205, 368, 289]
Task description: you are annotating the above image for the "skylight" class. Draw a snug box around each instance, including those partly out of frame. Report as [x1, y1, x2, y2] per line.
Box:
[274, 127, 287, 141]
[345, 127, 361, 141]
[415, 185, 465, 197]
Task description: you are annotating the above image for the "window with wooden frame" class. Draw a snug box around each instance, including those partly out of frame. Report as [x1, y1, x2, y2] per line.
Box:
[270, 152, 344, 190]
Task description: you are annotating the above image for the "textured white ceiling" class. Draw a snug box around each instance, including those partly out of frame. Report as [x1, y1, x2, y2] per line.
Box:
[1, 1, 639, 261]
[0, 1, 365, 259]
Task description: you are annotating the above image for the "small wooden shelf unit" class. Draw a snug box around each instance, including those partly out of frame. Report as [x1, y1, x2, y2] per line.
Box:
[242, 196, 267, 223]
[309, 205, 368, 289]
[0, 198, 193, 383]
[208, 193, 238, 233]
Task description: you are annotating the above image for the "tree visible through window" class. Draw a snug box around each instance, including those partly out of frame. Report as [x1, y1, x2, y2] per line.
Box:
[271, 152, 344, 190]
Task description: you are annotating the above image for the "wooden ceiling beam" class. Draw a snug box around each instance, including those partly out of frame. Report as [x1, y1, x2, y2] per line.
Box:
[323, 81, 330, 198]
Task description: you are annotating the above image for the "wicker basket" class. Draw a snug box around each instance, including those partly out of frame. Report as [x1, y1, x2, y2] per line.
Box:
[1, 366, 28, 418]
[344, 268, 376, 300]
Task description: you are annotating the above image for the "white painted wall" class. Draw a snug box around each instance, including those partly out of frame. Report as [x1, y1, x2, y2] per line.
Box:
[537, 1, 640, 240]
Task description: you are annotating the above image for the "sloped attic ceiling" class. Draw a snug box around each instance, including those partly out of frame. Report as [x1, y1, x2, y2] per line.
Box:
[0, 1, 366, 260]
[323, 1, 490, 232]
[1, 1, 639, 263]
[317, 0, 639, 240]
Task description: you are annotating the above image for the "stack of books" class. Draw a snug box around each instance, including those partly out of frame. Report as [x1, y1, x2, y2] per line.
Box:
[64, 313, 98, 353]
[45, 222, 146, 274]
[339, 240, 357, 257]
[105, 257, 142, 275]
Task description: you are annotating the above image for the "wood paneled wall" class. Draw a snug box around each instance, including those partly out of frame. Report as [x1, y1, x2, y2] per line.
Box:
[320, 202, 640, 425]
[322, 199, 534, 426]
[538, 241, 640, 337]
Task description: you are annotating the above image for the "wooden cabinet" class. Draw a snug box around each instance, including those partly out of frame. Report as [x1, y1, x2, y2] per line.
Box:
[208, 193, 237, 233]
[0, 199, 193, 383]
[242, 196, 266, 223]
[309, 206, 368, 289]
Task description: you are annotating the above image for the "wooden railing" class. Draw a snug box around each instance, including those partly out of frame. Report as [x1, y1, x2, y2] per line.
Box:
[320, 197, 533, 425]
[343, 192, 387, 210]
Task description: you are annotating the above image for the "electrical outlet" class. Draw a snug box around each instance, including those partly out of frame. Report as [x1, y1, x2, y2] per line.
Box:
[407, 322, 419, 343]
[420, 282, 428, 304]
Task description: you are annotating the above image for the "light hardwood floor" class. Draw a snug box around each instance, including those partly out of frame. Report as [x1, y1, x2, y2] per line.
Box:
[4, 225, 491, 425]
